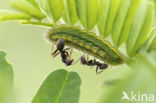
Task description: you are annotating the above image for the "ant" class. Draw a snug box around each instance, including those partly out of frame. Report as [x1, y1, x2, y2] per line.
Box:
[80, 56, 108, 74]
[51, 39, 74, 66]
[51, 39, 108, 74]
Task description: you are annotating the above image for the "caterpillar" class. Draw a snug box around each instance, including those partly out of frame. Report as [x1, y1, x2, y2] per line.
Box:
[46, 25, 124, 65]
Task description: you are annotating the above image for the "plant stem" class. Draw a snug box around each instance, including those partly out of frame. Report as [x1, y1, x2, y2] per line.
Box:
[18, 20, 53, 28]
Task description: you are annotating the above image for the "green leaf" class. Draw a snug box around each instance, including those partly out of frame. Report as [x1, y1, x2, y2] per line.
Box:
[62, 0, 78, 24]
[75, 0, 98, 30]
[10, 0, 45, 20]
[44, 0, 64, 22]
[143, 26, 156, 50]
[26, 0, 40, 9]
[0, 51, 13, 84]
[34, 0, 50, 20]
[99, 52, 156, 103]
[97, 0, 110, 36]
[0, 9, 31, 21]
[0, 51, 14, 103]
[32, 69, 81, 103]
[112, 0, 140, 47]
[126, 0, 154, 57]
[147, 37, 156, 52]
[104, 0, 121, 37]
[117, 0, 140, 47]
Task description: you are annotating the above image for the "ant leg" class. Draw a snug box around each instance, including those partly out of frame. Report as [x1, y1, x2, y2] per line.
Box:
[90, 58, 96, 69]
[71, 58, 80, 65]
[52, 52, 60, 58]
[51, 44, 55, 56]
[63, 48, 71, 57]
[96, 66, 99, 74]
[87, 54, 89, 62]
[96, 66, 103, 74]
[90, 65, 94, 69]
[64, 48, 70, 51]
[65, 51, 69, 57]
[67, 47, 79, 65]
[68, 47, 73, 60]
[51, 44, 54, 56]
[51, 44, 60, 58]
[90, 66, 93, 69]
[97, 70, 103, 74]
[80, 57, 82, 64]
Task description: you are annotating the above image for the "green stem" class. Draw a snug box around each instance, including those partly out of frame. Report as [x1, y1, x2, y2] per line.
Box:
[18, 20, 53, 28]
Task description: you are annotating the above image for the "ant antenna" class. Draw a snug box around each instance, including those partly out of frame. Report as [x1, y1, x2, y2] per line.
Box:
[71, 58, 80, 65]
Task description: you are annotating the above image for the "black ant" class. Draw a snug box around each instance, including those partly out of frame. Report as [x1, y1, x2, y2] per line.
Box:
[51, 39, 74, 66]
[80, 56, 108, 74]
[51, 39, 108, 74]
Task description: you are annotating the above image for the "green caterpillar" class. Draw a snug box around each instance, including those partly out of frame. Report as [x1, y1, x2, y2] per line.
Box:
[46, 25, 124, 65]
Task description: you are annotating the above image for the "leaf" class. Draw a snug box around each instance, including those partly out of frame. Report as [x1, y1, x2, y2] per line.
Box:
[0, 51, 14, 84]
[112, 0, 140, 47]
[143, 26, 156, 50]
[99, 52, 156, 103]
[10, 0, 45, 20]
[104, 0, 121, 37]
[117, 0, 140, 47]
[126, 0, 154, 57]
[0, 9, 31, 21]
[62, 0, 78, 24]
[34, 0, 50, 21]
[75, 0, 98, 30]
[44, 0, 64, 22]
[26, 0, 40, 9]
[32, 69, 81, 103]
[147, 37, 156, 52]
[0, 51, 14, 103]
[97, 0, 110, 36]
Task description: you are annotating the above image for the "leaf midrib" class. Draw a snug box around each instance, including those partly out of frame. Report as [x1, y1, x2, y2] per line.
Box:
[54, 71, 69, 103]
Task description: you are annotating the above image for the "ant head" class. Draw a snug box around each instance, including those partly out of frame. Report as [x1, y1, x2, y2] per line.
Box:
[66, 59, 74, 66]
[57, 39, 65, 51]
[99, 63, 108, 69]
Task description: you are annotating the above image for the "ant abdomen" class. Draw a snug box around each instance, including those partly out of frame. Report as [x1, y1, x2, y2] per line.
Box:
[66, 59, 74, 66]
[80, 56, 87, 64]
[56, 39, 65, 51]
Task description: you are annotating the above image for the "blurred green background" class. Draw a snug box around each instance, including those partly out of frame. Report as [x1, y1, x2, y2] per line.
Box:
[0, 0, 130, 103]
